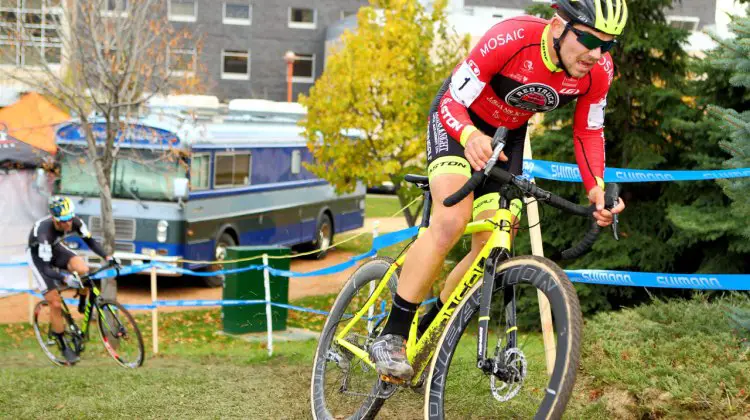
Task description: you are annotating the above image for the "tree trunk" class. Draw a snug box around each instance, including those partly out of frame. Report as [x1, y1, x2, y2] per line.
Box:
[96, 167, 117, 300]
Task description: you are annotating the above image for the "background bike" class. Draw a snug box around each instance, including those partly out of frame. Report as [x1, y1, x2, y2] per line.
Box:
[311, 127, 620, 419]
[32, 264, 145, 368]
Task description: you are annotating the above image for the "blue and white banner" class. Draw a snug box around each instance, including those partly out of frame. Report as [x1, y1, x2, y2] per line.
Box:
[566, 270, 750, 290]
[523, 159, 750, 183]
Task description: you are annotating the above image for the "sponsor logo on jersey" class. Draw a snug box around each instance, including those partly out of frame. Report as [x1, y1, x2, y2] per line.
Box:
[505, 83, 559, 112]
[562, 76, 579, 88]
[522, 60, 534, 73]
[439, 97, 464, 132]
[479, 28, 525, 57]
[468, 60, 480, 76]
[598, 56, 614, 83]
[559, 88, 580, 95]
[508, 73, 528, 83]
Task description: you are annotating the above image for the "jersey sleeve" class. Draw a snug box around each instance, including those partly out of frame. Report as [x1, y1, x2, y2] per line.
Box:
[572, 54, 614, 192]
[76, 217, 108, 258]
[438, 21, 530, 144]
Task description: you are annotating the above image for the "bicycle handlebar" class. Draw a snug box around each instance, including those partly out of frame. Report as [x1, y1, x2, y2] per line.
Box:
[442, 127, 621, 260]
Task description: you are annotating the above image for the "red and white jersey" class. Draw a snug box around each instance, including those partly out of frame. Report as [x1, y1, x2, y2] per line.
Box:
[439, 16, 615, 191]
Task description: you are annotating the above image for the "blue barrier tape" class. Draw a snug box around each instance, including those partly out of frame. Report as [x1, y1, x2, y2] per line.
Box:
[566, 270, 750, 290]
[155, 299, 266, 307]
[523, 159, 750, 183]
[0, 262, 27, 268]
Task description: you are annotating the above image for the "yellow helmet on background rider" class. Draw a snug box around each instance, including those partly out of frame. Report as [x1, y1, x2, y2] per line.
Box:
[49, 196, 75, 222]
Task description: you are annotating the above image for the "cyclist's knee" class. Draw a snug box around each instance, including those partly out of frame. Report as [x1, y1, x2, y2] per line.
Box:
[68, 256, 89, 275]
[47, 294, 62, 312]
[430, 211, 470, 250]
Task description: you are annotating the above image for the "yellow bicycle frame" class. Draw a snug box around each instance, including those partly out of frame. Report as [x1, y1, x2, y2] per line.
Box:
[61, 283, 114, 337]
[335, 207, 515, 380]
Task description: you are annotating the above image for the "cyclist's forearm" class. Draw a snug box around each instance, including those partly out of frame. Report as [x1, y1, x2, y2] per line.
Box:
[572, 132, 605, 192]
[82, 237, 108, 258]
[40, 263, 66, 282]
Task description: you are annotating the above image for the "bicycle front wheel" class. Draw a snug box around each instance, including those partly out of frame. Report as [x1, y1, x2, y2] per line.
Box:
[97, 301, 145, 368]
[311, 257, 399, 420]
[425, 255, 582, 420]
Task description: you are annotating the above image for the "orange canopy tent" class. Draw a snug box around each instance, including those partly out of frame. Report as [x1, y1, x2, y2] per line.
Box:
[0, 92, 69, 167]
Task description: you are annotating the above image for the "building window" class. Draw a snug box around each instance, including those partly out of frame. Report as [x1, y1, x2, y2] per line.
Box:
[223, 3, 250, 25]
[190, 154, 210, 190]
[292, 53, 314, 83]
[288, 7, 315, 29]
[103, 0, 128, 16]
[214, 152, 251, 188]
[169, 0, 196, 22]
[666, 16, 699, 31]
[0, 0, 62, 67]
[168, 47, 196, 76]
[222, 49, 249, 80]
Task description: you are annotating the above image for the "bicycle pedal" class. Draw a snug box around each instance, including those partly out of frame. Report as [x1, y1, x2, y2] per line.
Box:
[380, 374, 406, 386]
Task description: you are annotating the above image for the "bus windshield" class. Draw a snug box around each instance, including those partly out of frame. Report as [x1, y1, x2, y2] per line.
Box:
[58, 148, 187, 201]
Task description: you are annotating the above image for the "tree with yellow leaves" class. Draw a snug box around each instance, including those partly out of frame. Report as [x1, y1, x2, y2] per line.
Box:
[300, 0, 469, 226]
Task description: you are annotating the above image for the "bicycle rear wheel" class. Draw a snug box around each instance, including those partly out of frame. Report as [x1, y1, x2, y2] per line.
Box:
[97, 301, 145, 368]
[32, 300, 77, 366]
[311, 257, 399, 420]
[425, 255, 582, 419]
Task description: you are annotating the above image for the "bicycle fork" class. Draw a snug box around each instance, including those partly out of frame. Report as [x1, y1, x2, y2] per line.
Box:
[476, 247, 518, 383]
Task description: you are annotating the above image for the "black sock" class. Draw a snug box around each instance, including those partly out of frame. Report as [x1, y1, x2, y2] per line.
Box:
[78, 294, 86, 313]
[380, 293, 419, 339]
[418, 297, 445, 336]
[53, 331, 67, 349]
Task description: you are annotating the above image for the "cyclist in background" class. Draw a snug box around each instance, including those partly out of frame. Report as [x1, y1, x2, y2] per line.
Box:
[369, 0, 628, 381]
[26, 196, 117, 364]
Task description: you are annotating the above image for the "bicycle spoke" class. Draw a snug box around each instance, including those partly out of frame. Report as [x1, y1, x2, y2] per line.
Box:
[98, 302, 144, 368]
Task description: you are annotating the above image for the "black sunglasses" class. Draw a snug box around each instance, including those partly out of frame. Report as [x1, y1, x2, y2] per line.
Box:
[567, 24, 618, 53]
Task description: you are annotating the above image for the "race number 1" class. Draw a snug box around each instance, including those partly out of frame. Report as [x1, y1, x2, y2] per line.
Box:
[449, 61, 485, 107]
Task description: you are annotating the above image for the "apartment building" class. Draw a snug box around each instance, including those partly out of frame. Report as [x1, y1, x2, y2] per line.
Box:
[0, 0, 732, 105]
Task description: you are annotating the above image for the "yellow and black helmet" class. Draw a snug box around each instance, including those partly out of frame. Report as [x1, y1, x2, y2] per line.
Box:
[553, 0, 628, 36]
[49, 195, 75, 222]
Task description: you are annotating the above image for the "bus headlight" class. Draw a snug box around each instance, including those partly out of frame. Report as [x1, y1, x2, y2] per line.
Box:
[157, 220, 169, 243]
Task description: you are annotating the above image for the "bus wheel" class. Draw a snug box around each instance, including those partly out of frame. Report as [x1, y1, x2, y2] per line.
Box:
[299, 212, 333, 260]
[203, 232, 236, 288]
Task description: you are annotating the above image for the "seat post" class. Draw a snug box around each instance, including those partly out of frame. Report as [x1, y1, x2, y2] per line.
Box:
[420, 191, 432, 228]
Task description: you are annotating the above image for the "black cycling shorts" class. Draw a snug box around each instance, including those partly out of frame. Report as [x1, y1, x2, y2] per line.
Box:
[426, 80, 527, 220]
[26, 244, 77, 294]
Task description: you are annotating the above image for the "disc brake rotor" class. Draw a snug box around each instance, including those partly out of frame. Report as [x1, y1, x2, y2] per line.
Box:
[490, 347, 528, 402]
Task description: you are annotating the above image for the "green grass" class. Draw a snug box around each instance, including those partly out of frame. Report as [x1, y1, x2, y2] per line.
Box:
[365, 194, 420, 218]
[1, 294, 748, 418]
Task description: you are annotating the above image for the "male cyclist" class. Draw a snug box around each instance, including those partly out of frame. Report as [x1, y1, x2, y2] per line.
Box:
[26, 196, 116, 364]
[369, 0, 628, 381]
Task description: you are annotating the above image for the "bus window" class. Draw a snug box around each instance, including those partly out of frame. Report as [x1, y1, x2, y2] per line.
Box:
[190, 154, 210, 190]
[214, 152, 251, 188]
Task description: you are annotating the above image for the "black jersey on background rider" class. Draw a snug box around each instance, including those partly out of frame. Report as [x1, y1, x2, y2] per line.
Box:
[27, 216, 107, 283]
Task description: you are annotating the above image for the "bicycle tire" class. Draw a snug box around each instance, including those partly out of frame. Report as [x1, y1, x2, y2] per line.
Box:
[424, 255, 582, 420]
[32, 300, 74, 366]
[97, 300, 145, 368]
[311, 257, 399, 420]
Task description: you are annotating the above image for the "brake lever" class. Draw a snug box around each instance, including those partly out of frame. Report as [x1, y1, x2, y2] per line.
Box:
[603, 183, 621, 241]
[484, 127, 508, 176]
[612, 209, 620, 241]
